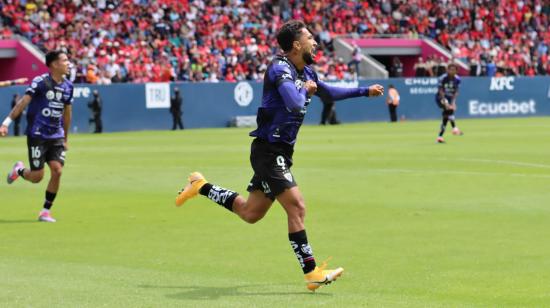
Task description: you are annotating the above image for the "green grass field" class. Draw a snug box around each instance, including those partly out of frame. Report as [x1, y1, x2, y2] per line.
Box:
[1, 118, 549, 307]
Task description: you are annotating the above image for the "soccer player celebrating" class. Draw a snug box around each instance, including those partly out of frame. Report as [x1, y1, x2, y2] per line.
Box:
[1, 51, 74, 223]
[175, 20, 384, 291]
[436, 63, 463, 143]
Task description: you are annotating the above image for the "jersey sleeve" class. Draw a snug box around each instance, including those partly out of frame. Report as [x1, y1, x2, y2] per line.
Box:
[278, 81, 308, 112]
[316, 80, 369, 101]
[269, 61, 294, 87]
[25, 75, 45, 97]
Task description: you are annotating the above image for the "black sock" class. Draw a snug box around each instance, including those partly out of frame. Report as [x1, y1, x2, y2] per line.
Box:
[44, 191, 57, 210]
[199, 183, 238, 212]
[449, 116, 456, 128]
[439, 118, 448, 137]
[17, 168, 25, 179]
[289, 230, 316, 274]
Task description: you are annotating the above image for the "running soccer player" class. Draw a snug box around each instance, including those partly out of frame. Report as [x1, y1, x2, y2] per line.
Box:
[175, 20, 384, 291]
[436, 63, 463, 143]
[1, 51, 73, 223]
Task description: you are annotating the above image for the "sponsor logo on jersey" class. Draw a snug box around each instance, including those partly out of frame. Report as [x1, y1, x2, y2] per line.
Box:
[49, 101, 64, 109]
[41, 108, 63, 118]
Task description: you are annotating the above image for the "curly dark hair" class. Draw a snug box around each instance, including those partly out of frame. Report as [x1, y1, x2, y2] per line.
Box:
[276, 20, 307, 53]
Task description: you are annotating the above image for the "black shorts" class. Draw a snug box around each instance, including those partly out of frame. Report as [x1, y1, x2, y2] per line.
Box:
[247, 138, 297, 200]
[442, 109, 455, 117]
[436, 97, 455, 116]
[27, 137, 66, 171]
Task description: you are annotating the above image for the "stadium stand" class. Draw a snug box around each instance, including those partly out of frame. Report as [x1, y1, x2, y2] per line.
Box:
[0, 0, 548, 83]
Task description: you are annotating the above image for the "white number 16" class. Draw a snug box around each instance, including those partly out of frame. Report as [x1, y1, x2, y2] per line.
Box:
[31, 146, 41, 159]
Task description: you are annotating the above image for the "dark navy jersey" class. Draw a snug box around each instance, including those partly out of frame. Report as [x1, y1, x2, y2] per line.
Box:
[249, 55, 318, 145]
[25, 74, 74, 139]
[437, 73, 460, 101]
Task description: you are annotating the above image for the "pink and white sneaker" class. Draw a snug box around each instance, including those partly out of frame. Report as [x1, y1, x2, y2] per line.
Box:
[38, 210, 56, 223]
[7, 161, 24, 184]
[436, 137, 445, 143]
[452, 127, 464, 135]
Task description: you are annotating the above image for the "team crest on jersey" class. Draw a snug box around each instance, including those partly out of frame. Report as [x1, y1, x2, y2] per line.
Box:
[55, 92, 63, 101]
[33, 160, 40, 168]
[46, 90, 55, 100]
[295, 79, 303, 90]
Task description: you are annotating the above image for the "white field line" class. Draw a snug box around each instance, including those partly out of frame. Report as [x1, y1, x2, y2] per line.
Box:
[436, 158, 550, 170]
[363, 168, 550, 179]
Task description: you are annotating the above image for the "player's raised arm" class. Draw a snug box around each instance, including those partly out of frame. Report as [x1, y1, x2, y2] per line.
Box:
[316, 80, 384, 101]
[0, 94, 32, 137]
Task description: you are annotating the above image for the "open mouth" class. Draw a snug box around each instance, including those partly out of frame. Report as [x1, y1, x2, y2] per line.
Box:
[311, 47, 317, 57]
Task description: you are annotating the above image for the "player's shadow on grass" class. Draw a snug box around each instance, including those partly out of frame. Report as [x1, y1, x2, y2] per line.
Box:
[139, 284, 331, 300]
[0, 219, 37, 224]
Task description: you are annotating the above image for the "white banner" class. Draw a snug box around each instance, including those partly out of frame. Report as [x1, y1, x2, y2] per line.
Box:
[145, 83, 170, 109]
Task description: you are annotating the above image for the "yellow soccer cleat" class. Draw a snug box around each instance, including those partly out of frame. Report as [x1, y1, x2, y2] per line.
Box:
[175, 172, 208, 207]
[304, 258, 344, 292]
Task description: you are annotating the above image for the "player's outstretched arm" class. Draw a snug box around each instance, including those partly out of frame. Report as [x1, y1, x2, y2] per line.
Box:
[316, 81, 384, 101]
[0, 78, 28, 88]
[368, 84, 384, 97]
[0, 94, 32, 137]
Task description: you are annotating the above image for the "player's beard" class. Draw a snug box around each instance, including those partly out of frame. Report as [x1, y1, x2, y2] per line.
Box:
[302, 50, 315, 65]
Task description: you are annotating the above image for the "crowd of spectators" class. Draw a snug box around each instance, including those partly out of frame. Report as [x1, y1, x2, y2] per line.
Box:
[390, 0, 550, 77]
[0, 0, 549, 83]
